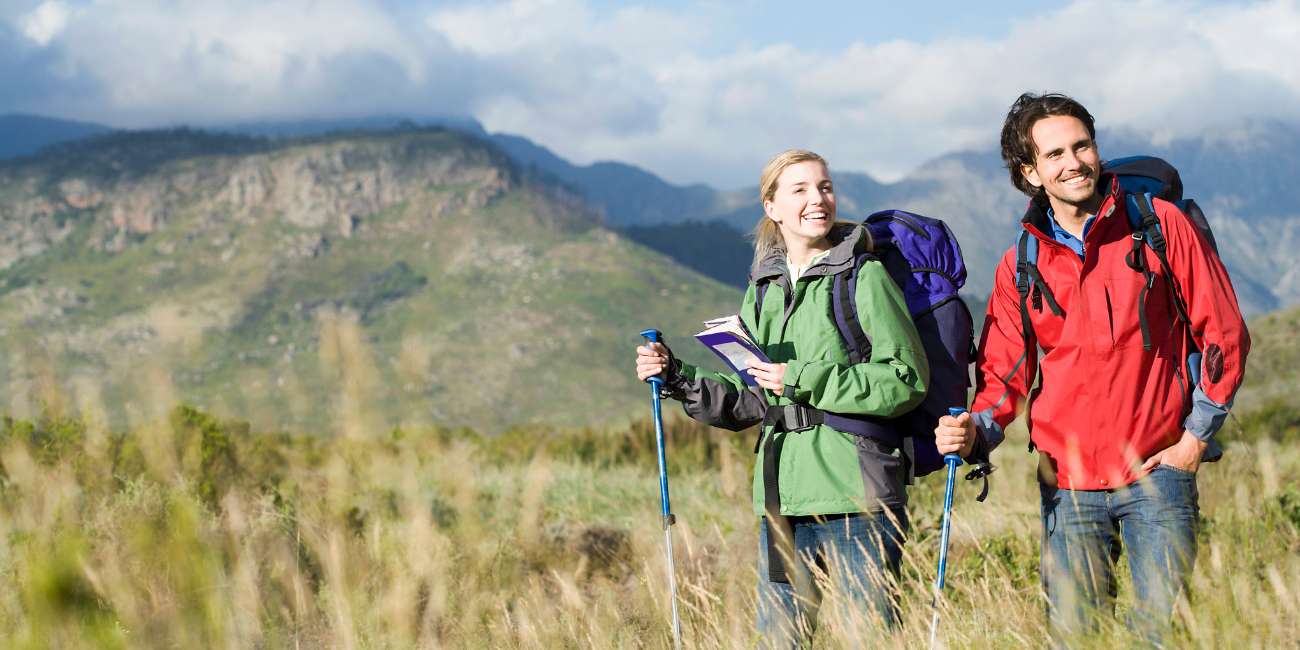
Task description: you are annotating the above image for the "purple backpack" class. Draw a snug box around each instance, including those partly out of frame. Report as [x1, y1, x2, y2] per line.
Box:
[835, 210, 975, 479]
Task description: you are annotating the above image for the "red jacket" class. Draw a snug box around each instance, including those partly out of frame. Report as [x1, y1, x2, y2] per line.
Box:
[972, 176, 1250, 489]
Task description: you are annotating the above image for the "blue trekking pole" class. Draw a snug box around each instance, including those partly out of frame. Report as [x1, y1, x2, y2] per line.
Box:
[929, 406, 966, 649]
[639, 328, 683, 650]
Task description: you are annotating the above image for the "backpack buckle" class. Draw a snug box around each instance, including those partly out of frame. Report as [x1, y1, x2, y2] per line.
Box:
[784, 405, 816, 432]
[763, 404, 821, 433]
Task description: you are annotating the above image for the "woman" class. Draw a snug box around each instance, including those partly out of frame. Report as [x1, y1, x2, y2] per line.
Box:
[635, 149, 929, 645]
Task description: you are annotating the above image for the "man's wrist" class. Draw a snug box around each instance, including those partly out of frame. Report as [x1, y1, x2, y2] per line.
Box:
[1183, 430, 1208, 451]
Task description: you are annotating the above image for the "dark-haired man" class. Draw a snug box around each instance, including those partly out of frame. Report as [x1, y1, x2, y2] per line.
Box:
[935, 93, 1249, 644]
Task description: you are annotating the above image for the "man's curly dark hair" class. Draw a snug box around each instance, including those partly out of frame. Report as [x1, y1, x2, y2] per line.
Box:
[999, 92, 1097, 198]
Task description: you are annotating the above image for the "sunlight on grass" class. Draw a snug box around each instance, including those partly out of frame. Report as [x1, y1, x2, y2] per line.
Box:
[1, 332, 1298, 647]
[0, 402, 1295, 648]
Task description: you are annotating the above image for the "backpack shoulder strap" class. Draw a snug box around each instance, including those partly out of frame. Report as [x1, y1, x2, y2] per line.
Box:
[999, 229, 1055, 439]
[1014, 229, 1036, 303]
[1013, 231, 1039, 387]
[831, 252, 874, 364]
[1125, 192, 1193, 340]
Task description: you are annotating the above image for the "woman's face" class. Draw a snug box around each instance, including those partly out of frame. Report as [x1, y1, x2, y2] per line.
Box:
[764, 160, 836, 248]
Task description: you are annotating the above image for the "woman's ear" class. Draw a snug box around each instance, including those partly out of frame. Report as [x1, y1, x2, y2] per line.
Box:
[764, 200, 779, 223]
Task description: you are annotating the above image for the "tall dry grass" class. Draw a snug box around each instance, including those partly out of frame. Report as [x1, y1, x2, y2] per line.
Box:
[1, 309, 1297, 648]
[0, 405, 1296, 649]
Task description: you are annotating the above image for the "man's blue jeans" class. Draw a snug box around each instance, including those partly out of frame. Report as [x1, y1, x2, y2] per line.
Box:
[1040, 465, 1199, 647]
[755, 510, 907, 648]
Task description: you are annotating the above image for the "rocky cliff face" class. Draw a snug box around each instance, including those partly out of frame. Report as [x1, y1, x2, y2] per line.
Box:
[0, 129, 740, 434]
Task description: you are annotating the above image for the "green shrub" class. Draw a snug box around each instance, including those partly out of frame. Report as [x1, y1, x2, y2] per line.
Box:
[169, 405, 242, 509]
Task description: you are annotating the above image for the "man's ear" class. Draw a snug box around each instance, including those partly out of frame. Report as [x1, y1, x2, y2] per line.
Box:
[1021, 163, 1042, 189]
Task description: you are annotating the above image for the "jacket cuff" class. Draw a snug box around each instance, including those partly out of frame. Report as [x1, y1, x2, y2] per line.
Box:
[971, 408, 1006, 451]
[781, 359, 808, 401]
[1182, 386, 1231, 441]
[659, 360, 691, 401]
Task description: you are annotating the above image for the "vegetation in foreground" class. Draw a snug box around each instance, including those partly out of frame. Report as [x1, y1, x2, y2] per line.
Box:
[0, 403, 1297, 648]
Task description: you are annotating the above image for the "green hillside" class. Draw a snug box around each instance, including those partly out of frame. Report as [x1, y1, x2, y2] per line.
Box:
[0, 129, 742, 434]
[1229, 304, 1300, 442]
[1239, 305, 1300, 404]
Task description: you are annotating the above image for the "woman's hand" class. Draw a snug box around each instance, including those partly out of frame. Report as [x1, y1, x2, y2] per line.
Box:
[636, 342, 672, 382]
[935, 411, 977, 458]
[746, 359, 788, 393]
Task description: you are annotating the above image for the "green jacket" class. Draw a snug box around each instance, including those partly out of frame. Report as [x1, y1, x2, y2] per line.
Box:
[667, 224, 929, 516]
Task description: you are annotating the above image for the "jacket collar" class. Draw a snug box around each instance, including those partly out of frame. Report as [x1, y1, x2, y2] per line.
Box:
[749, 222, 869, 285]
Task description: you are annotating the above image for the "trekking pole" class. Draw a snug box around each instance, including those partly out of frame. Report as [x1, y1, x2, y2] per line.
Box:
[640, 328, 683, 650]
[929, 407, 966, 649]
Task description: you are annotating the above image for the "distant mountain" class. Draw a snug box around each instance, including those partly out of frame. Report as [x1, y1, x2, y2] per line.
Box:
[4, 111, 1296, 315]
[215, 114, 490, 139]
[486, 132, 728, 227]
[658, 125, 1300, 316]
[0, 114, 113, 159]
[0, 128, 739, 433]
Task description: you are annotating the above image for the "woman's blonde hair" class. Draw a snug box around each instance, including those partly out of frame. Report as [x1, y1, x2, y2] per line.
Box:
[751, 149, 864, 264]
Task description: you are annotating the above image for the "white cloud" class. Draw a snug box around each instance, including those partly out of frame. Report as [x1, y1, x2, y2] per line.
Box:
[429, 0, 1300, 186]
[3, 0, 476, 124]
[18, 0, 69, 46]
[3, 0, 1299, 187]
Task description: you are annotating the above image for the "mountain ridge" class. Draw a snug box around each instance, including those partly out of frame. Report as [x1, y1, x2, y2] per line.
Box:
[0, 127, 741, 433]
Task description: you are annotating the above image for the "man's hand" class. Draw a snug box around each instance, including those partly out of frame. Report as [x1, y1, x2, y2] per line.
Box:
[745, 359, 788, 394]
[1141, 430, 1208, 474]
[935, 411, 977, 458]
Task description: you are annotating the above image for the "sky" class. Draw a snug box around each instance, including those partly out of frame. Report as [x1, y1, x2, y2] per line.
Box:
[2, 0, 1298, 188]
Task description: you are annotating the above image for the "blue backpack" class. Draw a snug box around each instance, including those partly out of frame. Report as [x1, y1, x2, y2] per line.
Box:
[756, 210, 989, 488]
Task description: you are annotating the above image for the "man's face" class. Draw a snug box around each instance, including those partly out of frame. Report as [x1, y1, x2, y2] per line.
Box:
[1021, 115, 1101, 209]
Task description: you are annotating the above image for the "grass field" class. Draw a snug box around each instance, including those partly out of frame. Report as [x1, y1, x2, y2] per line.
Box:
[1, 401, 1296, 649]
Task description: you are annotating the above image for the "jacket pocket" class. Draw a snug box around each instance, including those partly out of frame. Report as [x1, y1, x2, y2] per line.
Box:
[1102, 271, 1173, 351]
[852, 435, 906, 511]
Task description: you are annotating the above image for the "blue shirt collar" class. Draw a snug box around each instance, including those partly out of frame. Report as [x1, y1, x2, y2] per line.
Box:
[1047, 207, 1095, 260]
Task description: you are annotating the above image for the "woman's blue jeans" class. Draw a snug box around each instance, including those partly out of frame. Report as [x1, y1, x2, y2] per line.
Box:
[755, 510, 907, 648]
[1039, 465, 1200, 647]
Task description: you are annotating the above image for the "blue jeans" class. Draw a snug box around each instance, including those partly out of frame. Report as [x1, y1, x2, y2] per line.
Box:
[755, 510, 907, 648]
[1040, 465, 1199, 647]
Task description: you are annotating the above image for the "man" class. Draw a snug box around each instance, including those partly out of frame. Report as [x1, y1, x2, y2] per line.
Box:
[935, 92, 1249, 644]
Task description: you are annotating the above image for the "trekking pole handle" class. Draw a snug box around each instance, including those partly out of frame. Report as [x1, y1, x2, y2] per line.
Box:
[946, 407, 967, 467]
[640, 328, 665, 388]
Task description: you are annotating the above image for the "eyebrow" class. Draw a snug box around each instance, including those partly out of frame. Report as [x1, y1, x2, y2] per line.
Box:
[1043, 137, 1092, 157]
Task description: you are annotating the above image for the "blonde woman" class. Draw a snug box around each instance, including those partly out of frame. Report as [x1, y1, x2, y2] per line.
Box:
[635, 150, 928, 645]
